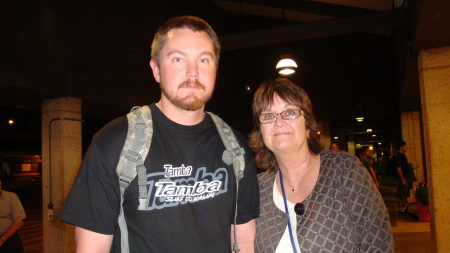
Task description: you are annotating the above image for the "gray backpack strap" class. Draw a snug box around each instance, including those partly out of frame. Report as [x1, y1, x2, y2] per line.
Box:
[207, 112, 245, 181]
[116, 105, 153, 253]
[206, 111, 245, 252]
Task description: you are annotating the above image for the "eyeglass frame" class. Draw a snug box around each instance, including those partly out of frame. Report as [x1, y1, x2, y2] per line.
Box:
[259, 109, 304, 124]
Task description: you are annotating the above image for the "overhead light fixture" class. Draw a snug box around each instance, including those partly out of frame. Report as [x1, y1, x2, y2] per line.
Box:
[276, 55, 297, 75]
[367, 129, 372, 132]
[356, 117, 364, 122]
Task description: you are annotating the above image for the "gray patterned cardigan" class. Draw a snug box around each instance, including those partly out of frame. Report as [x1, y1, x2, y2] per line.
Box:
[255, 150, 394, 252]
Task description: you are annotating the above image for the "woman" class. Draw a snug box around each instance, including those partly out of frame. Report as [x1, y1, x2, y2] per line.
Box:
[249, 78, 393, 252]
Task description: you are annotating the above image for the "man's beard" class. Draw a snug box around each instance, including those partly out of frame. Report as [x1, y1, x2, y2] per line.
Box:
[161, 79, 213, 111]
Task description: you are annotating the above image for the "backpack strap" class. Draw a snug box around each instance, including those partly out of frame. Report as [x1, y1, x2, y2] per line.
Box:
[207, 112, 245, 181]
[116, 105, 153, 253]
[206, 111, 245, 252]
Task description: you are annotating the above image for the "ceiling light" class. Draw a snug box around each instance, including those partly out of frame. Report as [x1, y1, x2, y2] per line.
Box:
[367, 129, 372, 132]
[276, 55, 297, 75]
[356, 117, 364, 122]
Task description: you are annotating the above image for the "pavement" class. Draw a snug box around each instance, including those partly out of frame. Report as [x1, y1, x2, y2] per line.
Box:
[381, 186, 433, 253]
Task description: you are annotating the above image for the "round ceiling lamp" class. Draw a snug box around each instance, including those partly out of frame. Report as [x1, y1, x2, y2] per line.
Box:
[276, 55, 297, 75]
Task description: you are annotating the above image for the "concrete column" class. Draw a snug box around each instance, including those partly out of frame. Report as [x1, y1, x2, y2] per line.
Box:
[418, 46, 450, 252]
[400, 111, 425, 202]
[42, 97, 82, 253]
[347, 137, 355, 156]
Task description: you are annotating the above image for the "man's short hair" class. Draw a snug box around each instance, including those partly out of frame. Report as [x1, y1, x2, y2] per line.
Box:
[397, 140, 407, 150]
[360, 146, 370, 154]
[151, 16, 221, 66]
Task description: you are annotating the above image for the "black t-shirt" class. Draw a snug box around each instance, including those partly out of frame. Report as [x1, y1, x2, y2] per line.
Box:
[394, 152, 409, 179]
[58, 103, 260, 252]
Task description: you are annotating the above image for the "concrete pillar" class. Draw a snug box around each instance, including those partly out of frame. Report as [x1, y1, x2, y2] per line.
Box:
[347, 137, 355, 156]
[42, 97, 82, 253]
[400, 111, 425, 202]
[418, 46, 450, 252]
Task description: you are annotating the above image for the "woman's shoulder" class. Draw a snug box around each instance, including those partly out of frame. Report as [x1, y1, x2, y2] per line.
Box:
[258, 171, 276, 186]
[320, 150, 356, 162]
[257, 171, 276, 197]
[258, 171, 276, 179]
[319, 150, 361, 175]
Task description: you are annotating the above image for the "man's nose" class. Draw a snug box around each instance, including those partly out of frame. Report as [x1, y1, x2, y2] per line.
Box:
[186, 61, 199, 78]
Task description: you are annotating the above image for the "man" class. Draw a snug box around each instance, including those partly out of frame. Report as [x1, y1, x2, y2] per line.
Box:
[58, 16, 259, 252]
[330, 143, 339, 151]
[394, 140, 411, 215]
[0, 178, 26, 253]
[359, 146, 379, 187]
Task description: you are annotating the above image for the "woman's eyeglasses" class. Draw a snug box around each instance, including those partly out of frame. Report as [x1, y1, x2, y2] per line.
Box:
[259, 109, 304, 124]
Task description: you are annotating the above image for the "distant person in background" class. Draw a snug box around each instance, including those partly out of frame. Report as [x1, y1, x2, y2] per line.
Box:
[359, 146, 379, 187]
[0, 178, 26, 253]
[394, 140, 412, 215]
[329, 143, 339, 151]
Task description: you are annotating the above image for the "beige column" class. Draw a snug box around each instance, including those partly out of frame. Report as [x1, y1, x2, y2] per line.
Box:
[400, 111, 425, 202]
[418, 46, 450, 252]
[42, 97, 82, 253]
[347, 137, 355, 156]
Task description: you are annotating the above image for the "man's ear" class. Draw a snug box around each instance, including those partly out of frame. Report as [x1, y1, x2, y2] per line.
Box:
[150, 59, 160, 82]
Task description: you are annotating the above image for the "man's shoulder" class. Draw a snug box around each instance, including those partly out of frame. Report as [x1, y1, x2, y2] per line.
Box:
[92, 116, 128, 143]
[359, 156, 370, 162]
[1, 190, 13, 196]
[395, 151, 404, 156]
[205, 112, 250, 147]
[1, 190, 19, 200]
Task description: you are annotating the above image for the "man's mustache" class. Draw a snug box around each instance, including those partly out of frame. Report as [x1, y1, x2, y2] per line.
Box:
[178, 79, 205, 89]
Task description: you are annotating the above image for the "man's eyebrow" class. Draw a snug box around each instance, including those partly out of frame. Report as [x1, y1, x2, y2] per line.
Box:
[199, 51, 214, 58]
[166, 50, 215, 60]
[167, 50, 185, 57]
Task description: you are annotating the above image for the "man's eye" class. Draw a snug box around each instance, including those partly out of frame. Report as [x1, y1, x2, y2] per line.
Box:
[174, 58, 182, 62]
[199, 58, 208, 64]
